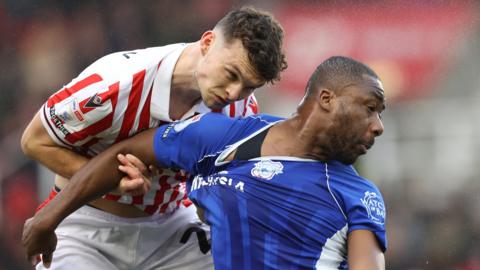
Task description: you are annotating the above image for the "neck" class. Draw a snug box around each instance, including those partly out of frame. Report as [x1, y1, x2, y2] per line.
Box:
[167, 42, 203, 120]
[263, 104, 331, 162]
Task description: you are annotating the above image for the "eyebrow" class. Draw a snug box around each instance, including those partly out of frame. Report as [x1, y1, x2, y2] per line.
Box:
[227, 64, 243, 80]
[369, 88, 386, 110]
[227, 64, 263, 89]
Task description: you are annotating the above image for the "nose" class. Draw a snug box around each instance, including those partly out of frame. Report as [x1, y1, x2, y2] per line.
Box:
[225, 83, 244, 102]
[371, 114, 384, 137]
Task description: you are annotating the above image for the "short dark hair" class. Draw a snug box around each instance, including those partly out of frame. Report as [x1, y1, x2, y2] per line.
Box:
[215, 6, 287, 84]
[305, 56, 379, 96]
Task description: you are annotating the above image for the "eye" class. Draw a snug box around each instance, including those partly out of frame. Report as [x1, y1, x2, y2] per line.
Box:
[227, 70, 238, 81]
[367, 104, 383, 119]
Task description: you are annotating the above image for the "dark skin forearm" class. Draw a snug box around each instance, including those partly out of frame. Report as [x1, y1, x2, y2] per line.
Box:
[22, 128, 159, 267]
[33, 128, 158, 230]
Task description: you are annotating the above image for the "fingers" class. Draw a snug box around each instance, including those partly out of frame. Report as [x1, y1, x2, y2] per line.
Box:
[125, 154, 147, 173]
[118, 164, 142, 179]
[118, 177, 145, 193]
[117, 154, 133, 167]
[119, 153, 159, 177]
[43, 253, 53, 268]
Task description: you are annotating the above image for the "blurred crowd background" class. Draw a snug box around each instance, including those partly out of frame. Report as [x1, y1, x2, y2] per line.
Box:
[0, 0, 479, 269]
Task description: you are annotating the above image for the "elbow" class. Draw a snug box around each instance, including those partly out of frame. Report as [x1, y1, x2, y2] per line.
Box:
[21, 129, 38, 158]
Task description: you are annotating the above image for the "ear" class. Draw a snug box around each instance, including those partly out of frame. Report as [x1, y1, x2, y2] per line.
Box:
[199, 30, 215, 56]
[317, 88, 335, 112]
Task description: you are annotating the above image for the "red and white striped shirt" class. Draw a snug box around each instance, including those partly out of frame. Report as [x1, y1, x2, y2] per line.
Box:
[40, 43, 258, 215]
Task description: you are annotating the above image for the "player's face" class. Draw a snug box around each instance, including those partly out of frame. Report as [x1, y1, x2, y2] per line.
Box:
[327, 75, 385, 164]
[195, 31, 265, 110]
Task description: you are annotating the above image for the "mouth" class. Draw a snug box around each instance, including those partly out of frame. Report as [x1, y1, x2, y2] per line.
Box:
[213, 95, 228, 106]
[358, 141, 374, 154]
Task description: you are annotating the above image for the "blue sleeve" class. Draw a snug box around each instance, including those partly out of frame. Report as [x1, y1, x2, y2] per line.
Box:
[344, 183, 387, 252]
[328, 164, 387, 252]
[152, 113, 240, 176]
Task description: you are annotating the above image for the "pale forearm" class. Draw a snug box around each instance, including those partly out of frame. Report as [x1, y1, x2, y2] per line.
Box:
[31, 144, 88, 179]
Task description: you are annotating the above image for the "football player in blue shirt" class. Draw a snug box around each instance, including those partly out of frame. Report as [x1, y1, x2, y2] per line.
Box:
[23, 56, 386, 269]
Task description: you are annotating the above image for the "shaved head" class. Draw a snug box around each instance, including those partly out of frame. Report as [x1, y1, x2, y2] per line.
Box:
[304, 56, 380, 98]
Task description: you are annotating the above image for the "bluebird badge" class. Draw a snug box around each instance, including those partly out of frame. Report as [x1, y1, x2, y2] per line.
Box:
[251, 160, 283, 180]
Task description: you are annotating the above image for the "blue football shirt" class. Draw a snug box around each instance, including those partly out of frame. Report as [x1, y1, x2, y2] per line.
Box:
[153, 113, 387, 269]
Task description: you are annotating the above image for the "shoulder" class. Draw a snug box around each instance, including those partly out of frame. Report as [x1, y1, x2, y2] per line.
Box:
[325, 161, 387, 251]
[327, 162, 386, 225]
[81, 44, 185, 83]
[164, 113, 281, 138]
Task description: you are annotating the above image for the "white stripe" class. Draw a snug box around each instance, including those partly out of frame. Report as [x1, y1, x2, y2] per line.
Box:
[214, 118, 282, 166]
[325, 163, 347, 220]
[315, 225, 348, 269]
[113, 79, 132, 131]
[142, 175, 161, 205]
[67, 79, 105, 102]
[131, 69, 156, 134]
[249, 156, 320, 162]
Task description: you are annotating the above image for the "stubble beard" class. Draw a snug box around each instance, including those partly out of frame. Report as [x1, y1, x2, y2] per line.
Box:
[326, 111, 361, 165]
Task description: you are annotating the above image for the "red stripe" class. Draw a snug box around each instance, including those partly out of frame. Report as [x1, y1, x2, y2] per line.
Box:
[47, 74, 102, 107]
[159, 185, 180, 213]
[249, 97, 258, 114]
[64, 82, 119, 144]
[229, 102, 236, 117]
[144, 205, 158, 215]
[115, 70, 146, 142]
[143, 175, 171, 214]
[137, 85, 153, 131]
[182, 198, 193, 207]
[159, 172, 185, 213]
[131, 195, 143, 204]
[104, 194, 121, 201]
[153, 176, 171, 205]
[242, 98, 248, 116]
[36, 188, 59, 212]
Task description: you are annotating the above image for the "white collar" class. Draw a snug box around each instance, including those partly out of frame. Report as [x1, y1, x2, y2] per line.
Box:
[214, 121, 281, 166]
[150, 43, 188, 122]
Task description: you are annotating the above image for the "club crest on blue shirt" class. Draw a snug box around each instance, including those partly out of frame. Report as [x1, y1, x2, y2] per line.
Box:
[173, 113, 205, 132]
[251, 160, 283, 180]
[360, 191, 386, 225]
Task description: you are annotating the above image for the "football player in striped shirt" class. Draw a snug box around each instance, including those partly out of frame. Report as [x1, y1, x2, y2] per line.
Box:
[24, 56, 386, 269]
[21, 7, 286, 270]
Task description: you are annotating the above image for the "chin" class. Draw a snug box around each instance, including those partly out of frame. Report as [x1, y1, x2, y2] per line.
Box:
[203, 98, 217, 109]
[338, 155, 359, 165]
[208, 102, 224, 110]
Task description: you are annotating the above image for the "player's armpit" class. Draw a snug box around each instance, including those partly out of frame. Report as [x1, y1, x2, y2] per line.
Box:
[21, 111, 88, 178]
[347, 230, 385, 270]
